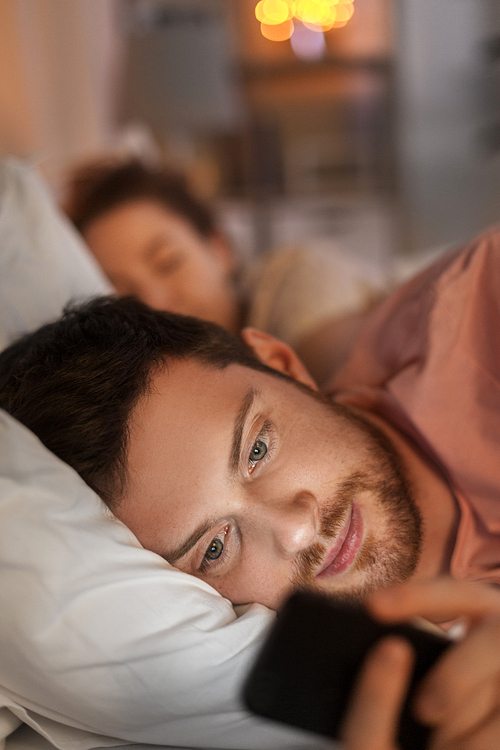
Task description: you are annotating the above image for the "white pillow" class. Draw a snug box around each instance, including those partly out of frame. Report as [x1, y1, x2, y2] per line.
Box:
[0, 411, 331, 750]
[0, 157, 111, 350]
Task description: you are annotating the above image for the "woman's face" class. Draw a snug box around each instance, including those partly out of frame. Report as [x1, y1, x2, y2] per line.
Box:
[83, 199, 240, 332]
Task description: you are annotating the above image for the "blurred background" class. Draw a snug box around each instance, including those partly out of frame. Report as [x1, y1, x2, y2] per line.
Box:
[1, 0, 500, 263]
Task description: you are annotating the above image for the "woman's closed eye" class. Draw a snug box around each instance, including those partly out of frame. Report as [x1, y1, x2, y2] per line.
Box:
[153, 250, 184, 277]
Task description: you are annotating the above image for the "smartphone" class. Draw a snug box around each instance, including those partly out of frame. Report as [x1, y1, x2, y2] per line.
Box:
[242, 589, 452, 750]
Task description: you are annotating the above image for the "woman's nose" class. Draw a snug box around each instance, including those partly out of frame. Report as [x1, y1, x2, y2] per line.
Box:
[259, 491, 319, 557]
[139, 282, 178, 313]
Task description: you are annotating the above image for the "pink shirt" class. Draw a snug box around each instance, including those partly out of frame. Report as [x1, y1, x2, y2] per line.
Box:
[326, 226, 500, 586]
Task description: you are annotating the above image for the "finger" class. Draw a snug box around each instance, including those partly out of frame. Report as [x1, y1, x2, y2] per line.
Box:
[341, 636, 414, 750]
[423, 678, 499, 748]
[415, 614, 500, 728]
[367, 577, 500, 625]
[428, 709, 500, 750]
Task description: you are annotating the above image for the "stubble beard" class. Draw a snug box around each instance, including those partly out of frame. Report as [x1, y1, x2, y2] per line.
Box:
[290, 399, 423, 603]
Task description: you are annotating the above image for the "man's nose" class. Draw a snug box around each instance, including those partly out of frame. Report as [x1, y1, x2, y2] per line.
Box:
[258, 491, 319, 557]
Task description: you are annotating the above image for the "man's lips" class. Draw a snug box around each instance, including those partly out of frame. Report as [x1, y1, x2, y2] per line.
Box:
[316, 502, 363, 578]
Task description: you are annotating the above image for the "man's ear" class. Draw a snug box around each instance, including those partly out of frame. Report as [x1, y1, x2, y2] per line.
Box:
[241, 327, 318, 391]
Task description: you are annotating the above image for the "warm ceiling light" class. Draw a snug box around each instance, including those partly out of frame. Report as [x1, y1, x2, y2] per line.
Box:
[333, 1, 354, 22]
[255, 0, 294, 25]
[256, 0, 354, 41]
[291, 21, 326, 58]
[296, 0, 336, 26]
[260, 19, 295, 40]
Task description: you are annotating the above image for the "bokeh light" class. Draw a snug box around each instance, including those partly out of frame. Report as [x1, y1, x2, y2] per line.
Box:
[255, 0, 294, 25]
[334, 1, 354, 23]
[260, 19, 295, 41]
[256, 0, 354, 42]
[290, 21, 326, 60]
[296, 0, 336, 26]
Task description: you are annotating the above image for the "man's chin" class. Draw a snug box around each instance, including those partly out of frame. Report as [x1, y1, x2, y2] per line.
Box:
[310, 544, 419, 603]
[311, 574, 377, 604]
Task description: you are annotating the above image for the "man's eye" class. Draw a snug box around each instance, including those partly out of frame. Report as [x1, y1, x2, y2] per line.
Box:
[205, 536, 224, 561]
[250, 438, 268, 464]
[247, 422, 275, 473]
[202, 525, 230, 569]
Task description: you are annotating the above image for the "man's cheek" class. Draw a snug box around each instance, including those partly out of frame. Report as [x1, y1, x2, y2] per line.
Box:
[213, 565, 291, 609]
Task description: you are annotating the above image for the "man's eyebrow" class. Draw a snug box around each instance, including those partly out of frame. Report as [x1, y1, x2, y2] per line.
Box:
[162, 389, 257, 564]
[163, 519, 215, 564]
[230, 388, 257, 474]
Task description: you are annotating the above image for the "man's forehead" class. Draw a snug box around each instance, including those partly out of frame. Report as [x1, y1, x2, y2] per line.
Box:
[131, 359, 266, 433]
[147, 357, 279, 400]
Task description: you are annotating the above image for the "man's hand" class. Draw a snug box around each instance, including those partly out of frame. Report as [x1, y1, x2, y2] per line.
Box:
[340, 577, 500, 750]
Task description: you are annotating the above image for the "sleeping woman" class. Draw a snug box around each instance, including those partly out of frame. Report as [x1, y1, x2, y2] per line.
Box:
[63, 158, 390, 385]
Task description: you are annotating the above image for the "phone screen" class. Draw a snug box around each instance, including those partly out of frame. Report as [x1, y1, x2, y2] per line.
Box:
[243, 590, 451, 750]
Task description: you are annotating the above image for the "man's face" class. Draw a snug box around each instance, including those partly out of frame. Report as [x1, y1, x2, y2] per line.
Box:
[118, 359, 422, 609]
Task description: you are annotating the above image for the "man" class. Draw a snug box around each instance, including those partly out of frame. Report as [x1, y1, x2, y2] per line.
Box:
[0, 296, 434, 609]
[1, 226, 500, 748]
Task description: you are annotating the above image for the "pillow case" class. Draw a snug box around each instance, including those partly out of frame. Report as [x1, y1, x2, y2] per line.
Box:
[0, 157, 111, 350]
[0, 410, 330, 750]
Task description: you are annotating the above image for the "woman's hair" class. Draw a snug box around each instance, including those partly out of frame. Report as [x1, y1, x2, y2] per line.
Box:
[64, 158, 217, 238]
[0, 297, 285, 508]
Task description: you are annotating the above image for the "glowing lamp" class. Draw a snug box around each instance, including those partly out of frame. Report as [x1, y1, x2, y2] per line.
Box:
[260, 19, 295, 40]
[256, 0, 354, 41]
[296, 0, 335, 26]
[334, 1, 354, 22]
[255, 0, 294, 25]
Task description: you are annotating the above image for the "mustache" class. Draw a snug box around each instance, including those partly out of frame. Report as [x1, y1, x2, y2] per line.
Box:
[291, 472, 368, 586]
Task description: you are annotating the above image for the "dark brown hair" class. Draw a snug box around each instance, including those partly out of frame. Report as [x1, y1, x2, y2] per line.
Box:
[64, 158, 217, 238]
[0, 297, 285, 508]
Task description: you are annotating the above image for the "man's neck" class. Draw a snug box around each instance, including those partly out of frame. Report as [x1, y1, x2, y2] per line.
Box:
[358, 408, 460, 582]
